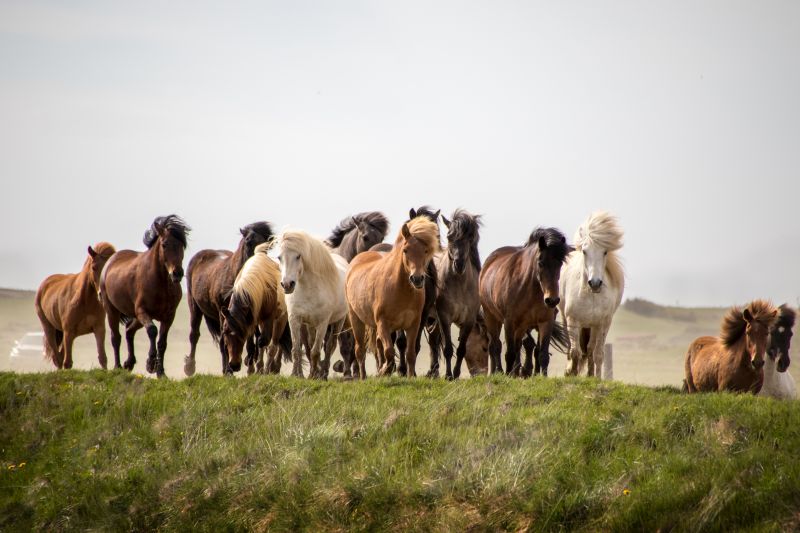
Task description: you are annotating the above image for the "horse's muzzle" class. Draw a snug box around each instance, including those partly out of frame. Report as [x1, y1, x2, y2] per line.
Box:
[544, 297, 560, 308]
[752, 358, 765, 370]
[778, 356, 790, 373]
[229, 359, 242, 373]
[281, 280, 296, 294]
[588, 279, 603, 292]
[410, 275, 425, 289]
[170, 270, 184, 283]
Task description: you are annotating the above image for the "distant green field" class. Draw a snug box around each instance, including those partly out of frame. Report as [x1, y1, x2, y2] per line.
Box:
[2, 289, 798, 386]
[2, 371, 800, 532]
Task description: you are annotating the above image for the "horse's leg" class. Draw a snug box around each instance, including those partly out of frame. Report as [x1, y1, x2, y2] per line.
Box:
[377, 322, 397, 376]
[503, 322, 520, 376]
[322, 320, 343, 380]
[565, 318, 582, 377]
[522, 331, 536, 377]
[288, 317, 305, 378]
[61, 330, 75, 370]
[105, 307, 123, 370]
[404, 321, 421, 378]
[349, 312, 368, 380]
[484, 314, 503, 374]
[308, 323, 326, 380]
[537, 319, 554, 377]
[395, 331, 407, 377]
[427, 322, 442, 378]
[155, 314, 175, 378]
[93, 324, 108, 370]
[338, 331, 354, 379]
[123, 319, 142, 372]
[453, 322, 473, 380]
[184, 297, 202, 377]
[245, 332, 257, 374]
[442, 319, 456, 381]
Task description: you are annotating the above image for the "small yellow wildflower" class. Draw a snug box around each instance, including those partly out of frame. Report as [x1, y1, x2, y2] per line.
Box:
[18, 462, 26, 468]
[94, 401, 101, 405]
[16, 391, 23, 396]
[7, 464, 15, 470]
[623, 489, 631, 496]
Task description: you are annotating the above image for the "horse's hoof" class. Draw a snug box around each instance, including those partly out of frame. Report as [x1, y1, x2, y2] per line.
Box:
[123, 359, 136, 372]
[426, 369, 440, 378]
[445, 373, 455, 381]
[333, 360, 344, 373]
[98, 357, 108, 370]
[183, 357, 196, 376]
[145, 358, 156, 374]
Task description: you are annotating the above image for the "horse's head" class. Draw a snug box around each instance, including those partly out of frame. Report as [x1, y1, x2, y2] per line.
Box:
[743, 304, 779, 370]
[87, 242, 116, 291]
[443, 210, 481, 276]
[354, 217, 387, 255]
[221, 305, 247, 373]
[574, 212, 623, 293]
[277, 236, 304, 294]
[579, 239, 608, 293]
[399, 217, 440, 290]
[767, 305, 795, 372]
[530, 228, 571, 309]
[145, 215, 190, 284]
[240, 221, 274, 258]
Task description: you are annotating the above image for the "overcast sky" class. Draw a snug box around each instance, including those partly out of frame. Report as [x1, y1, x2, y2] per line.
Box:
[0, 1, 798, 307]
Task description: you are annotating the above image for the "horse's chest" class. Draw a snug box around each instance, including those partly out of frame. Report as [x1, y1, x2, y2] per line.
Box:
[565, 293, 616, 326]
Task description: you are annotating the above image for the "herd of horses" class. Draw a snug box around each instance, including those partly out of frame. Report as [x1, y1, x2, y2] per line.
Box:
[33, 208, 797, 399]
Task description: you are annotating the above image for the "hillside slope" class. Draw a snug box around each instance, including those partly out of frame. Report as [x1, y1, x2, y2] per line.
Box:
[2, 372, 799, 531]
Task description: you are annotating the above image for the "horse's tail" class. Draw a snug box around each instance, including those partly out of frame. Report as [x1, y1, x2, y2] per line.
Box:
[34, 297, 61, 365]
[365, 325, 377, 354]
[550, 320, 570, 354]
[684, 345, 696, 393]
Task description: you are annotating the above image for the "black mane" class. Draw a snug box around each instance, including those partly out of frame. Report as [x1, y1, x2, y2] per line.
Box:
[240, 221, 274, 240]
[526, 227, 572, 262]
[777, 304, 797, 330]
[143, 214, 191, 249]
[448, 209, 483, 271]
[326, 211, 389, 247]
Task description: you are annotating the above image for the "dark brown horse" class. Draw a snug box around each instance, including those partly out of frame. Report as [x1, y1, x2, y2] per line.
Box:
[35, 242, 116, 369]
[479, 227, 571, 377]
[346, 217, 440, 378]
[100, 215, 190, 377]
[184, 221, 274, 375]
[684, 300, 778, 393]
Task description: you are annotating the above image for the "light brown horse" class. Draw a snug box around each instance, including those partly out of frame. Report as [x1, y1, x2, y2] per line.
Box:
[684, 299, 778, 393]
[35, 242, 116, 369]
[100, 215, 190, 377]
[479, 227, 571, 377]
[345, 216, 440, 378]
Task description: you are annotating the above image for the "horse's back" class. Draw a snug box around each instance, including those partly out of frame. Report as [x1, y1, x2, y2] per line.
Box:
[685, 335, 720, 392]
[187, 249, 233, 310]
[35, 273, 73, 327]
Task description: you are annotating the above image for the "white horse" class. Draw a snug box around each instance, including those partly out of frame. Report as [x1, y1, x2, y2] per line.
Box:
[276, 230, 348, 379]
[559, 211, 624, 378]
[759, 304, 797, 400]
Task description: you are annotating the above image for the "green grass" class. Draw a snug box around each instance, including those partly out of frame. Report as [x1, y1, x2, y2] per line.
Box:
[2, 372, 800, 532]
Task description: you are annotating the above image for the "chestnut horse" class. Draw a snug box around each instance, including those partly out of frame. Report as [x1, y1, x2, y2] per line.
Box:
[100, 215, 190, 377]
[684, 299, 778, 393]
[220, 244, 288, 375]
[479, 227, 571, 376]
[35, 242, 116, 369]
[184, 221, 274, 375]
[346, 216, 440, 378]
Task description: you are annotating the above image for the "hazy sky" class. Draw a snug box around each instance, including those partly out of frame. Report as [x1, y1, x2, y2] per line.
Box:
[1, 1, 798, 307]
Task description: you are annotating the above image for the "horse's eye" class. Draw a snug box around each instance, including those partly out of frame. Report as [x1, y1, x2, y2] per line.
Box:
[582, 250, 586, 255]
[276, 255, 281, 261]
[604, 251, 608, 256]
[296, 254, 301, 260]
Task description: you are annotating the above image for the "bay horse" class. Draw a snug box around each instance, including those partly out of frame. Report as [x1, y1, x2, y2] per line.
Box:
[100, 215, 190, 377]
[325, 211, 389, 378]
[184, 221, 274, 376]
[426, 209, 483, 380]
[758, 304, 797, 399]
[559, 211, 625, 378]
[277, 230, 348, 379]
[220, 244, 288, 375]
[479, 227, 571, 377]
[346, 216, 440, 378]
[326, 211, 389, 261]
[684, 299, 778, 393]
[35, 242, 116, 369]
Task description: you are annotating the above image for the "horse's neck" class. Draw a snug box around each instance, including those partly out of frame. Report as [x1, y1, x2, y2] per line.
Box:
[74, 263, 96, 299]
[337, 231, 358, 262]
[519, 246, 541, 289]
[144, 243, 168, 281]
[762, 357, 779, 389]
[231, 241, 248, 274]
[729, 336, 754, 370]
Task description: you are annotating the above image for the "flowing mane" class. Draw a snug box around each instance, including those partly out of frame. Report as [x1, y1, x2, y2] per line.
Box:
[240, 221, 274, 241]
[82, 241, 116, 270]
[572, 211, 624, 289]
[525, 227, 571, 263]
[721, 299, 778, 348]
[326, 212, 389, 248]
[395, 216, 442, 253]
[447, 209, 483, 271]
[231, 243, 282, 320]
[142, 215, 191, 249]
[278, 230, 340, 282]
[776, 304, 797, 332]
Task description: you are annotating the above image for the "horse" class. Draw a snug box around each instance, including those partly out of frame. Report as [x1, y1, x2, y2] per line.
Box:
[559, 211, 625, 378]
[326, 211, 390, 261]
[346, 216, 441, 378]
[479, 227, 571, 377]
[461, 313, 491, 377]
[100, 215, 190, 377]
[220, 243, 289, 375]
[277, 230, 349, 379]
[35, 242, 117, 369]
[758, 304, 797, 399]
[184, 221, 274, 376]
[684, 299, 778, 393]
[325, 211, 389, 378]
[426, 209, 483, 380]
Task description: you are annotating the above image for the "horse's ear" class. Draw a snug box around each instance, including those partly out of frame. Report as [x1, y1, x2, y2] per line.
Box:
[433, 209, 440, 220]
[538, 236, 548, 250]
[401, 223, 411, 240]
[409, 208, 417, 219]
[442, 216, 451, 228]
[743, 308, 754, 323]
[88, 246, 98, 258]
[560, 235, 566, 244]
[240, 227, 247, 237]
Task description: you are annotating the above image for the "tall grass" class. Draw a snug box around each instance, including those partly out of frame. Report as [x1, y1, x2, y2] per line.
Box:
[1, 371, 799, 531]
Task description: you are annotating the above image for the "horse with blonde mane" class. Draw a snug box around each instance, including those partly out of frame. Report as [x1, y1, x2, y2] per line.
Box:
[758, 304, 797, 399]
[684, 299, 778, 393]
[277, 230, 348, 379]
[220, 243, 288, 375]
[559, 211, 625, 378]
[346, 216, 440, 378]
[35, 242, 116, 369]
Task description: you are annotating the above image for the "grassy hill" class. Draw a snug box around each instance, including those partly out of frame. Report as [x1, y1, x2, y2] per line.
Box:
[2, 371, 800, 531]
